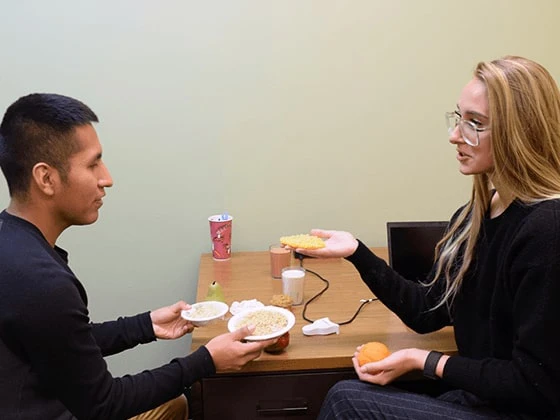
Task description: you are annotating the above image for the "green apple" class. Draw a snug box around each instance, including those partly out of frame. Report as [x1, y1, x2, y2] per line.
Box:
[206, 281, 225, 303]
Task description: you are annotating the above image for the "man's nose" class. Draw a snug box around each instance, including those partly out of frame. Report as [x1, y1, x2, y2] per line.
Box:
[99, 163, 113, 188]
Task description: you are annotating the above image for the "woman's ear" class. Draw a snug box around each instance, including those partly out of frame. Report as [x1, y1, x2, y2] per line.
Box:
[31, 162, 59, 197]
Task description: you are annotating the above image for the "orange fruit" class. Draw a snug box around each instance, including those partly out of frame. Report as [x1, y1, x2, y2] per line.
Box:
[357, 342, 391, 366]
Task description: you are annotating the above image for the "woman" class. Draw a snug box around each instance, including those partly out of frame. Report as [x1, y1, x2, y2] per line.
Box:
[299, 56, 560, 419]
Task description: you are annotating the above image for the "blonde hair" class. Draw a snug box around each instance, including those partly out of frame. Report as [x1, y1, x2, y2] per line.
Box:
[429, 56, 560, 309]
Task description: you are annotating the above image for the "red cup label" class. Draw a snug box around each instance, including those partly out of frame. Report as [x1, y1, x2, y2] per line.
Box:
[209, 215, 233, 260]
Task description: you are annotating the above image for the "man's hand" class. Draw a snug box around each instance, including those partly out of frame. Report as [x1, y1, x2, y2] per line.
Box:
[150, 301, 194, 340]
[295, 229, 359, 259]
[205, 326, 277, 371]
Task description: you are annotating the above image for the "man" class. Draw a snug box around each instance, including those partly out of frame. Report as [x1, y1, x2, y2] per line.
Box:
[0, 93, 274, 419]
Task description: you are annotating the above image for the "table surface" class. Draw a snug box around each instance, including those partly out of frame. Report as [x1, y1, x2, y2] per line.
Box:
[190, 249, 457, 373]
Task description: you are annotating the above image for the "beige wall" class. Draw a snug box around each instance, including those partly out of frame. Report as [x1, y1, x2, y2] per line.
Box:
[1, 1, 559, 374]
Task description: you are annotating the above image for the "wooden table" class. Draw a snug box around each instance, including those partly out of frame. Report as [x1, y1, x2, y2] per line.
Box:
[190, 249, 456, 419]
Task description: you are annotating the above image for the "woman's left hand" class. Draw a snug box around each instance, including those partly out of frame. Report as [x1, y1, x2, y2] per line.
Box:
[150, 301, 195, 340]
[352, 348, 428, 385]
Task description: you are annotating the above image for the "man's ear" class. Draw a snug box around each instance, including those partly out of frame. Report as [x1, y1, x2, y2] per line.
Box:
[31, 162, 60, 197]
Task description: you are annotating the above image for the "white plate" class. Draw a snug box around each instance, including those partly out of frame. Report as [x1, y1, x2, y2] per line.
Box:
[227, 306, 295, 341]
[181, 301, 229, 327]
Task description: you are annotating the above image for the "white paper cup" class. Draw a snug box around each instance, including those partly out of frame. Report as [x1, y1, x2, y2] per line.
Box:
[281, 267, 306, 305]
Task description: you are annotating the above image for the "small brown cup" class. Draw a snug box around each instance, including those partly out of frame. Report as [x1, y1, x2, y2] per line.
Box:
[269, 244, 292, 278]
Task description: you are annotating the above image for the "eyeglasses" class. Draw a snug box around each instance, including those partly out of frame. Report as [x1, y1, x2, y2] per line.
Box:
[445, 111, 489, 147]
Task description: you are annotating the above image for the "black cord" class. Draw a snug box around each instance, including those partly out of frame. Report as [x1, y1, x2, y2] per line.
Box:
[298, 257, 378, 325]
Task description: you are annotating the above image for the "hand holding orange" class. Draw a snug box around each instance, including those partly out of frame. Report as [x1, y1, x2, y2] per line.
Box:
[357, 341, 391, 366]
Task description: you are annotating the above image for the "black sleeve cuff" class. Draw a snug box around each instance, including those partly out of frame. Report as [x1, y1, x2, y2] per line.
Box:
[173, 345, 216, 387]
[346, 240, 390, 279]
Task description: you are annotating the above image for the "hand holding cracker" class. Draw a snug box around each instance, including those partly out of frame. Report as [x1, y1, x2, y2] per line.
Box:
[292, 229, 359, 258]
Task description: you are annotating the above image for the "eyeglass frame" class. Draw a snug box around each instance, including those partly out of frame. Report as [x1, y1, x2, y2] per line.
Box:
[445, 110, 490, 147]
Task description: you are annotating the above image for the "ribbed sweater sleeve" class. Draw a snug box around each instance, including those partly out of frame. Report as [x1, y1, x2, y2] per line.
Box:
[346, 241, 451, 333]
[91, 312, 156, 356]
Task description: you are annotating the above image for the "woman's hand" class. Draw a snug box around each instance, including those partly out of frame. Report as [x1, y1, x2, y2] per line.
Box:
[150, 301, 195, 340]
[352, 348, 429, 385]
[296, 229, 359, 258]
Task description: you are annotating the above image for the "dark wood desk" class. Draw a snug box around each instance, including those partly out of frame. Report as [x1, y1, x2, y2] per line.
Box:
[190, 249, 456, 419]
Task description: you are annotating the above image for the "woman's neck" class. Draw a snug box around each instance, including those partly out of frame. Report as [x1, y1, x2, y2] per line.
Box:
[489, 184, 514, 219]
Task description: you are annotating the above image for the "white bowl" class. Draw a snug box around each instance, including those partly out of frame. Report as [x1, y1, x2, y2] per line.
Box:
[181, 301, 229, 327]
[227, 306, 295, 341]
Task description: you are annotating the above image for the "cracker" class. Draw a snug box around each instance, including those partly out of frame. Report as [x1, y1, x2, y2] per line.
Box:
[279, 234, 326, 250]
[270, 294, 293, 309]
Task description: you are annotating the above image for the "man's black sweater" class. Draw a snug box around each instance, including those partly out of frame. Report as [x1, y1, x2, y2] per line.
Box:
[0, 211, 215, 419]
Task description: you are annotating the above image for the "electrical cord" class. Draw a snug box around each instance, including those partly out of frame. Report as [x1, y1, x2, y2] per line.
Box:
[297, 256, 378, 325]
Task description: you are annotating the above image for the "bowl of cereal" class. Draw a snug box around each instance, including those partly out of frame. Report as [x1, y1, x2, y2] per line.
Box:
[181, 301, 229, 327]
[227, 306, 295, 341]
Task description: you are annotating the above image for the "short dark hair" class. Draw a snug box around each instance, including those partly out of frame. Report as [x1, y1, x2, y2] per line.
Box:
[0, 93, 99, 197]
